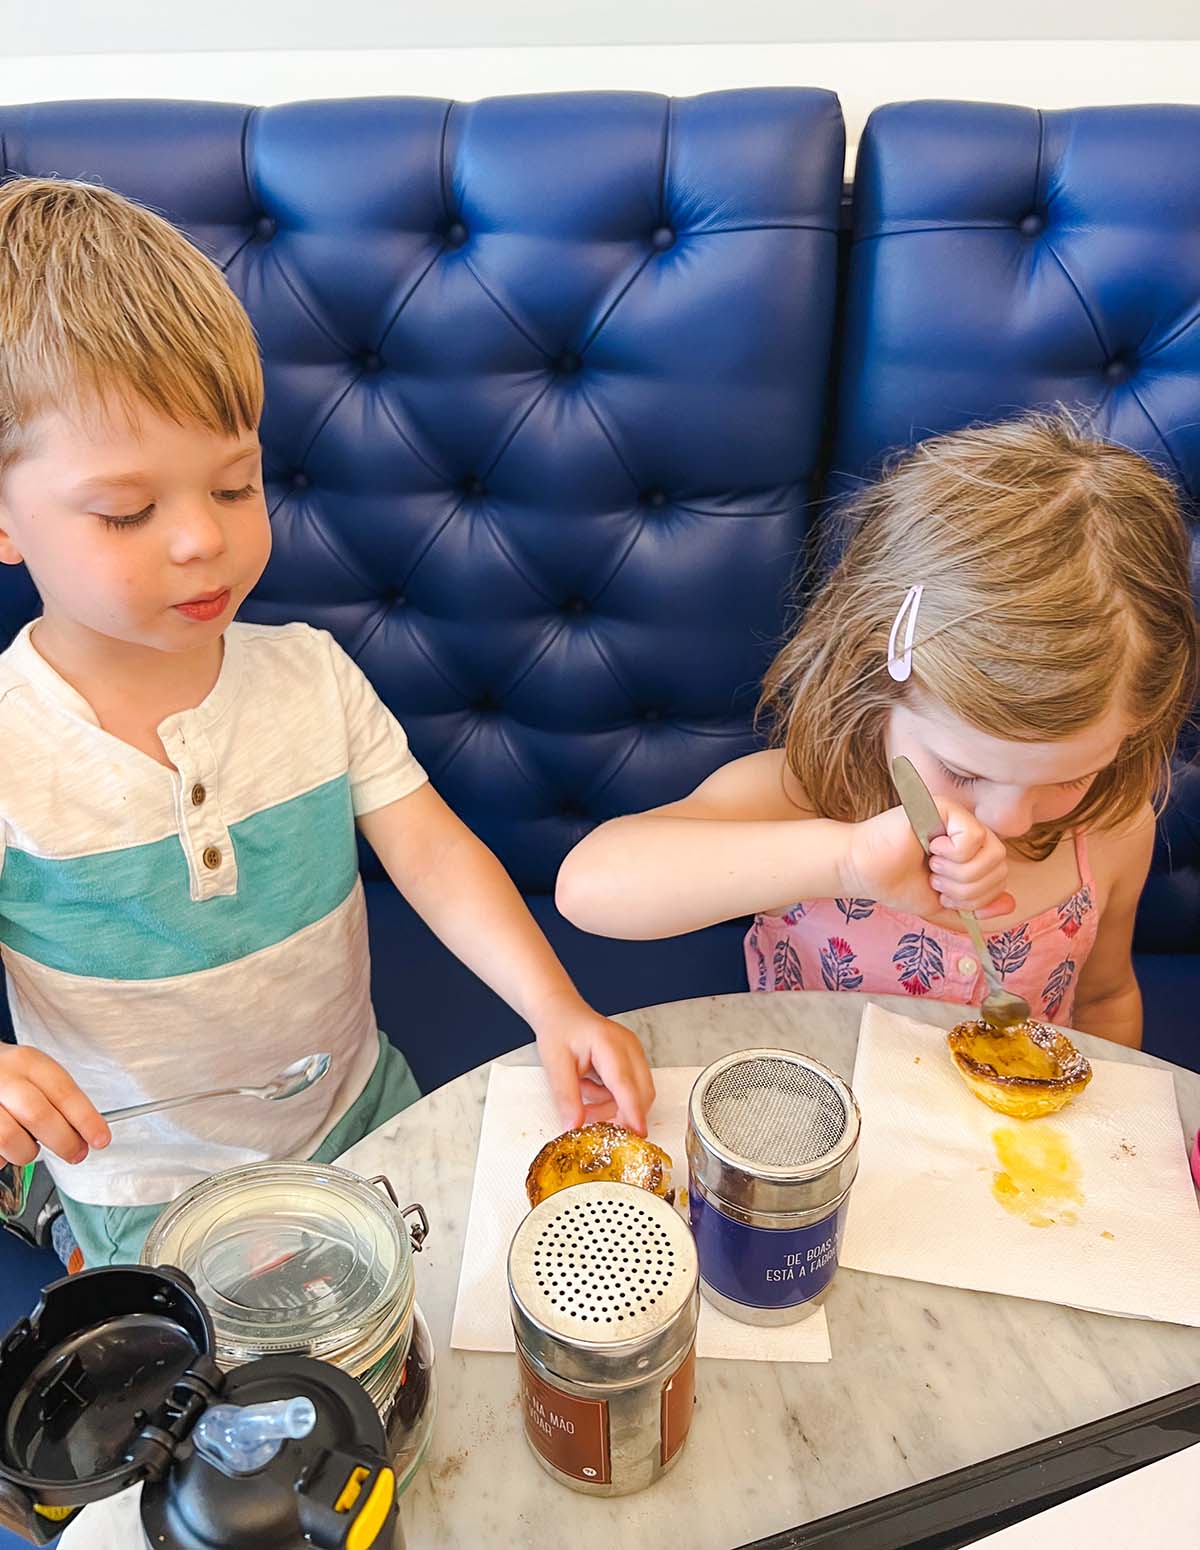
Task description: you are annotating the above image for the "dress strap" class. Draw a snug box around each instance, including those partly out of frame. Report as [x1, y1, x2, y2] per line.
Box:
[1072, 830, 1094, 891]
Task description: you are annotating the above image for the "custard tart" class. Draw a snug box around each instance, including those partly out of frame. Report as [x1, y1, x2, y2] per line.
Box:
[947, 1018, 1092, 1119]
[526, 1122, 673, 1207]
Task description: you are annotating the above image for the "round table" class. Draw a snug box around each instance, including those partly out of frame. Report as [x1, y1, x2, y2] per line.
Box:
[60, 993, 1200, 1549]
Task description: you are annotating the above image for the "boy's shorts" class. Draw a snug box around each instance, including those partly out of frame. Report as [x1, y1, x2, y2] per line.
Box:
[57, 1033, 420, 1270]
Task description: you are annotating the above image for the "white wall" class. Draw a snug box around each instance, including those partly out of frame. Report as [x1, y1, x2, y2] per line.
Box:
[6, 1, 1200, 51]
[3, 4, 1199, 175]
[4, 41, 1199, 174]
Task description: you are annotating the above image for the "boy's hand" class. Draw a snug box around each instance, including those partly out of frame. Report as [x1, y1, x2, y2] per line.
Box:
[0, 1046, 111, 1166]
[845, 801, 1014, 920]
[534, 1001, 656, 1136]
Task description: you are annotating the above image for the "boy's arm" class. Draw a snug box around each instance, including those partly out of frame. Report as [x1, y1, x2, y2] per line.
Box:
[1071, 814, 1155, 1049]
[357, 784, 655, 1133]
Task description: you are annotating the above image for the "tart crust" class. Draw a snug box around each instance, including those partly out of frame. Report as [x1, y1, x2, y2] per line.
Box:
[947, 1018, 1092, 1119]
[525, 1122, 674, 1207]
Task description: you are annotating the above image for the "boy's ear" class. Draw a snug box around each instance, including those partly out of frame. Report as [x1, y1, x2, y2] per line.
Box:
[0, 482, 24, 565]
[0, 509, 23, 567]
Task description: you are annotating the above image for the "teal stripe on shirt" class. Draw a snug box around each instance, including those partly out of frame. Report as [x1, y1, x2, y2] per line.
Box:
[0, 774, 359, 979]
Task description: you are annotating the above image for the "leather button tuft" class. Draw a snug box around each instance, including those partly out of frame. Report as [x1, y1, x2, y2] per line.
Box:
[255, 216, 277, 240]
[651, 225, 676, 251]
[1018, 212, 1044, 237]
[564, 598, 588, 615]
[557, 352, 582, 375]
[202, 846, 222, 871]
[292, 471, 310, 490]
[446, 220, 468, 246]
[191, 783, 206, 807]
[642, 709, 661, 722]
[461, 475, 486, 497]
[362, 352, 383, 372]
[641, 489, 668, 509]
[1104, 358, 1132, 384]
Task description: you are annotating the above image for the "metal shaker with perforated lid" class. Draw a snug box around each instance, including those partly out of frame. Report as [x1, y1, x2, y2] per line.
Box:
[686, 1048, 860, 1325]
[508, 1181, 699, 1497]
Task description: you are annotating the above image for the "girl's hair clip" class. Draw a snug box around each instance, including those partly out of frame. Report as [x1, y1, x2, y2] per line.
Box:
[887, 584, 924, 683]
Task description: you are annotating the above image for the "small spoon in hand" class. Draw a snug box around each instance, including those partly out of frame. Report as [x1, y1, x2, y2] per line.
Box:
[891, 757, 1031, 1033]
[0, 1055, 333, 1219]
[101, 1051, 332, 1125]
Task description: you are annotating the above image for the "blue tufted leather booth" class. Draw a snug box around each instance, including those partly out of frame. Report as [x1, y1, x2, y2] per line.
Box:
[0, 94, 1197, 1374]
[830, 101, 1200, 1053]
[0, 90, 845, 1082]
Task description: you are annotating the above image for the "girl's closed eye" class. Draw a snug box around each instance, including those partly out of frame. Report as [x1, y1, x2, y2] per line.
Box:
[935, 759, 977, 789]
[215, 483, 259, 503]
[935, 757, 1094, 793]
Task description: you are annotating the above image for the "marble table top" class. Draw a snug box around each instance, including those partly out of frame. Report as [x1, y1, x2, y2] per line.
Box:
[60, 992, 1200, 1549]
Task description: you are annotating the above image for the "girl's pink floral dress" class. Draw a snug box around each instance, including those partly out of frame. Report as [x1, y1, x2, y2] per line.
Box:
[745, 834, 1099, 1026]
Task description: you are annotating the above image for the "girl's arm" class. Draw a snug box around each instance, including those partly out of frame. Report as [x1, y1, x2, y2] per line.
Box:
[556, 750, 1012, 939]
[1070, 813, 1156, 1049]
[358, 784, 655, 1133]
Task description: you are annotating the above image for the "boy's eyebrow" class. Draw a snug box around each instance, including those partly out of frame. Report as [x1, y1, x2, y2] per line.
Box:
[71, 472, 154, 496]
[70, 445, 260, 498]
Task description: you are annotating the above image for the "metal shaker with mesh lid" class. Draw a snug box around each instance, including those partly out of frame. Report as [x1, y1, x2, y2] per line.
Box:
[686, 1048, 860, 1325]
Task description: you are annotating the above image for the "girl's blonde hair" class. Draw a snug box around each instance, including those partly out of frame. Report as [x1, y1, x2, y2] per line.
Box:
[0, 177, 262, 469]
[760, 412, 1198, 859]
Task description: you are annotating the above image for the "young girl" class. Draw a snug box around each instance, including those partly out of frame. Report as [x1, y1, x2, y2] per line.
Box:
[557, 414, 1198, 1047]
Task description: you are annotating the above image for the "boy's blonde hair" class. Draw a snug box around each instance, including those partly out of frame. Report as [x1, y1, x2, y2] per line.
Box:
[0, 177, 262, 469]
[761, 413, 1199, 859]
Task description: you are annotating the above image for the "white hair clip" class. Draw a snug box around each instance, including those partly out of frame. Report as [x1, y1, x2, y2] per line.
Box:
[886, 584, 923, 683]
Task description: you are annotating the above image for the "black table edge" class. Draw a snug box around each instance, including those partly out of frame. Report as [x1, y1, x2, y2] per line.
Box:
[738, 1381, 1200, 1549]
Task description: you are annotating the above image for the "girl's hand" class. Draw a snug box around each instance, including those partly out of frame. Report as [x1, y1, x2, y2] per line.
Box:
[845, 802, 1014, 919]
[534, 1002, 656, 1136]
[0, 1046, 111, 1166]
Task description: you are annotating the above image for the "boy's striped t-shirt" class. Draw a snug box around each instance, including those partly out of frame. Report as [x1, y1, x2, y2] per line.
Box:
[0, 619, 427, 1205]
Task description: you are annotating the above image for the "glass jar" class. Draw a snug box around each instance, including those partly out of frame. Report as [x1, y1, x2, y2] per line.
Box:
[143, 1160, 434, 1495]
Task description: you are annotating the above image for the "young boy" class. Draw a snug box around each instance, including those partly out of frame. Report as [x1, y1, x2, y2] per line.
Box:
[0, 177, 654, 1267]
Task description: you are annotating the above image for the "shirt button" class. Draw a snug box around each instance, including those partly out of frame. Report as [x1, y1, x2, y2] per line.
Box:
[958, 956, 978, 976]
[202, 846, 222, 871]
[191, 783, 206, 807]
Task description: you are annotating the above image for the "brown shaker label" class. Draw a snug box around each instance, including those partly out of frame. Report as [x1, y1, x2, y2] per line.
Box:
[660, 1339, 697, 1466]
[518, 1349, 611, 1485]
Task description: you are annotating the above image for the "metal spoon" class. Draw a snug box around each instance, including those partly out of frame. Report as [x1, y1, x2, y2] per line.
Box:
[1, 1053, 333, 1227]
[891, 757, 1031, 1032]
[101, 1051, 332, 1125]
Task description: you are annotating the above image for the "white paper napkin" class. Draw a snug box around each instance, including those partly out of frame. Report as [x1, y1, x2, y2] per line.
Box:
[451, 1063, 832, 1362]
[840, 1004, 1200, 1325]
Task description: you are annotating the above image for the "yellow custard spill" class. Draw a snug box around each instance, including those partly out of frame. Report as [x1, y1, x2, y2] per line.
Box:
[991, 1125, 1083, 1228]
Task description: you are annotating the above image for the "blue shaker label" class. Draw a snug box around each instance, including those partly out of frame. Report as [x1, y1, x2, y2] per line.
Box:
[688, 1188, 847, 1310]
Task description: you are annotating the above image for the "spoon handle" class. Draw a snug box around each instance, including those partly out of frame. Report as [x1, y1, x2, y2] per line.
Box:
[956, 908, 1005, 996]
[101, 1085, 256, 1124]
